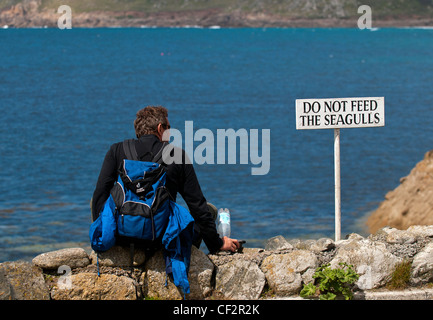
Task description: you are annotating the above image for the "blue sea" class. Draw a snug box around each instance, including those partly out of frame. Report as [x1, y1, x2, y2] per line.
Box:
[1, 27, 433, 262]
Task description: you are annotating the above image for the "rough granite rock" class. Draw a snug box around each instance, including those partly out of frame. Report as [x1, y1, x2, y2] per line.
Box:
[51, 272, 137, 300]
[143, 246, 214, 300]
[211, 251, 266, 300]
[265, 235, 293, 251]
[330, 238, 401, 290]
[32, 248, 90, 270]
[367, 150, 433, 233]
[260, 249, 318, 296]
[411, 242, 433, 286]
[0, 261, 49, 300]
[89, 246, 146, 267]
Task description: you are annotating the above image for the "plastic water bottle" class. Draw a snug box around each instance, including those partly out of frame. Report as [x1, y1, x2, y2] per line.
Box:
[217, 208, 231, 238]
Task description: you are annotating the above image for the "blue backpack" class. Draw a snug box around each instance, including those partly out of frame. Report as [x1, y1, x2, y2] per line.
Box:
[89, 139, 195, 294]
[112, 139, 171, 243]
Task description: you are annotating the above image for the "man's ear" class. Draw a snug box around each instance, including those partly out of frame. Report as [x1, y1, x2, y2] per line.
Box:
[156, 123, 164, 140]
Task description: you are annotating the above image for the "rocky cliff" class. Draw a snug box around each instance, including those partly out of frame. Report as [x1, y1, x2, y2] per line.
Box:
[367, 150, 433, 234]
[1, 0, 433, 28]
[3, 225, 433, 300]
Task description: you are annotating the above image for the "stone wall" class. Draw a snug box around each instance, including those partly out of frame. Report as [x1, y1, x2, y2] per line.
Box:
[2, 224, 433, 300]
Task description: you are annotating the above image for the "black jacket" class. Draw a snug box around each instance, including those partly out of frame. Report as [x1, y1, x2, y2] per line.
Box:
[91, 134, 223, 253]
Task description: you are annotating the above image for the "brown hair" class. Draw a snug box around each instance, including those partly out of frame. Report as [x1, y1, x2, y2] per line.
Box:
[134, 106, 168, 138]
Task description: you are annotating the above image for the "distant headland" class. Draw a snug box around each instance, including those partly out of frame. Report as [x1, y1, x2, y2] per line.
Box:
[1, 0, 433, 28]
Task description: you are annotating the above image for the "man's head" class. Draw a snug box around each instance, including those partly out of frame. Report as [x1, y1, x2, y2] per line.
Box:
[134, 106, 170, 141]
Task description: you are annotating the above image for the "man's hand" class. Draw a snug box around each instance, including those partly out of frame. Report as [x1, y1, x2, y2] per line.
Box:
[220, 236, 240, 252]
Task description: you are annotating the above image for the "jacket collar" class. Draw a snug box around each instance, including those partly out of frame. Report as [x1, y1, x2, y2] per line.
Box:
[138, 134, 160, 142]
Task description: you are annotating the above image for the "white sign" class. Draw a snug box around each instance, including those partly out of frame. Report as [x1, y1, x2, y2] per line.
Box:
[295, 96, 385, 242]
[295, 97, 385, 130]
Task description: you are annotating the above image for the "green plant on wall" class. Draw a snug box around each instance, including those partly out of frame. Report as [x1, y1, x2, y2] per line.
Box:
[300, 262, 360, 300]
[387, 259, 411, 290]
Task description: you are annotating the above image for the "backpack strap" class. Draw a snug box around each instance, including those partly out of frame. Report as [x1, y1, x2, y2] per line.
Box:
[110, 182, 124, 209]
[123, 139, 139, 161]
[151, 141, 168, 164]
[123, 139, 168, 164]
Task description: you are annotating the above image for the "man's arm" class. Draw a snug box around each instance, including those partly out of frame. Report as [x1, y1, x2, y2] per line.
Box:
[91, 144, 120, 221]
[178, 161, 225, 253]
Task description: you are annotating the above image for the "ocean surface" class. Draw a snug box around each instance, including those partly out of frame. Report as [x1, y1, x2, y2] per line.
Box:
[1, 27, 433, 262]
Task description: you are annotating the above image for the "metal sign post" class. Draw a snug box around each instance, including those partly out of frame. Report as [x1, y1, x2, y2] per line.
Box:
[295, 97, 385, 242]
[334, 128, 341, 241]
